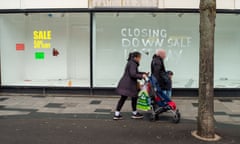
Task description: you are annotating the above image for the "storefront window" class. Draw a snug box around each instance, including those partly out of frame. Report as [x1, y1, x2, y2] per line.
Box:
[215, 14, 240, 88]
[93, 13, 200, 88]
[0, 13, 90, 87]
[1, 12, 239, 89]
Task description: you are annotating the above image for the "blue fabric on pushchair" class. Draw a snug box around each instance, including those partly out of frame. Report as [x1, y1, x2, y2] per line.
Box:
[149, 75, 171, 107]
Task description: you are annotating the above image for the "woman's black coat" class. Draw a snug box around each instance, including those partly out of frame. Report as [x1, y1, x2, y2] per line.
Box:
[151, 54, 169, 90]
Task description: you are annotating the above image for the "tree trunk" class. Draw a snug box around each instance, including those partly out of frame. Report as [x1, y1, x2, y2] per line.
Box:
[197, 0, 216, 138]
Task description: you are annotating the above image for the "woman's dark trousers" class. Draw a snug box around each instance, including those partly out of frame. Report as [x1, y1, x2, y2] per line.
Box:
[116, 95, 138, 111]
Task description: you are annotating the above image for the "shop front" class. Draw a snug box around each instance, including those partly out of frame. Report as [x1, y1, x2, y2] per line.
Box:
[0, 9, 240, 96]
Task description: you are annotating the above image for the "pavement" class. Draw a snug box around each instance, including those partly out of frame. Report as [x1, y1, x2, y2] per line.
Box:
[0, 95, 239, 144]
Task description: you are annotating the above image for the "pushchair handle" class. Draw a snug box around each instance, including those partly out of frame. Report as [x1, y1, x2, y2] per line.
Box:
[144, 77, 149, 82]
[141, 76, 149, 84]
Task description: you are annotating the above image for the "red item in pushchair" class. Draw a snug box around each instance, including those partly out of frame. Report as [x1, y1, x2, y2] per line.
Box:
[168, 101, 176, 110]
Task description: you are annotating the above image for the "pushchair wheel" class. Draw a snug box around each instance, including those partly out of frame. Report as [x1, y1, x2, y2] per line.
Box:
[172, 110, 181, 124]
[150, 114, 159, 121]
[150, 114, 156, 121]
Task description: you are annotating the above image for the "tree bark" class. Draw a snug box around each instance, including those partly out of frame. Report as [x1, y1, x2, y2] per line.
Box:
[197, 0, 216, 138]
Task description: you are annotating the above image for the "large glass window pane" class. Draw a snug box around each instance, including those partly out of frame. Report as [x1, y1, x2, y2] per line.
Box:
[0, 13, 90, 87]
[215, 14, 240, 88]
[93, 13, 199, 88]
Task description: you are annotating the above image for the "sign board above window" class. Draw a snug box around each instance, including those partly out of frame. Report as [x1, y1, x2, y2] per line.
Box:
[89, 0, 158, 8]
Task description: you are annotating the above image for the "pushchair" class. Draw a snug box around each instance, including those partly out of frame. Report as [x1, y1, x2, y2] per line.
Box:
[146, 75, 181, 123]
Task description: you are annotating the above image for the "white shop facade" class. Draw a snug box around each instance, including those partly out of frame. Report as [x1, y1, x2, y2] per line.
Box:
[0, 0, 240, 96]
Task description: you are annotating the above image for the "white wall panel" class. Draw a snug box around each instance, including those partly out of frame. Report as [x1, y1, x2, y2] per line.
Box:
[163, 0, 200, 9]
[21, 0, 88, 9]
[158, 0, 164, 8]
[0, 0, 239, 10]
[217, 0, 235, 9]
[159, 0, 236, 9]
[0, 0, 21, 9]
[235, 0, 240, 9]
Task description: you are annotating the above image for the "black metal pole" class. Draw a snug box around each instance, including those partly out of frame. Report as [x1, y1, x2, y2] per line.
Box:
[89, 12, 93, 95]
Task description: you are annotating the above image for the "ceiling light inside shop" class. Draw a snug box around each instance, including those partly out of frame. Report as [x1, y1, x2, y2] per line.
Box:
[177, 13, 184, 18]
[151, 13, 157, 18]
[47, 13, 65, 18]
[97, 13, 140, 18]
[115, 13, 119, 17]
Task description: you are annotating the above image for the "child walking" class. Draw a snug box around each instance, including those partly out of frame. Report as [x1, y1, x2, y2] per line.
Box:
[114, 52, 147, 120]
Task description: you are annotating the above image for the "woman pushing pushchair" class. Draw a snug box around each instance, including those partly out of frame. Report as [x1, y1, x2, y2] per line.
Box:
[113, 52, 148, 120]
[114, 49, 180, 123]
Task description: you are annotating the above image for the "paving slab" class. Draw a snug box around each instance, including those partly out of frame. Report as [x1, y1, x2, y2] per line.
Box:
[0, 96, 239, 125]
[0, 110, 30, 116]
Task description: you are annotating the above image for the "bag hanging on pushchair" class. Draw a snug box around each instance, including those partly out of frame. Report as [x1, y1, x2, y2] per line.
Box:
[137, 82, 151, 111]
